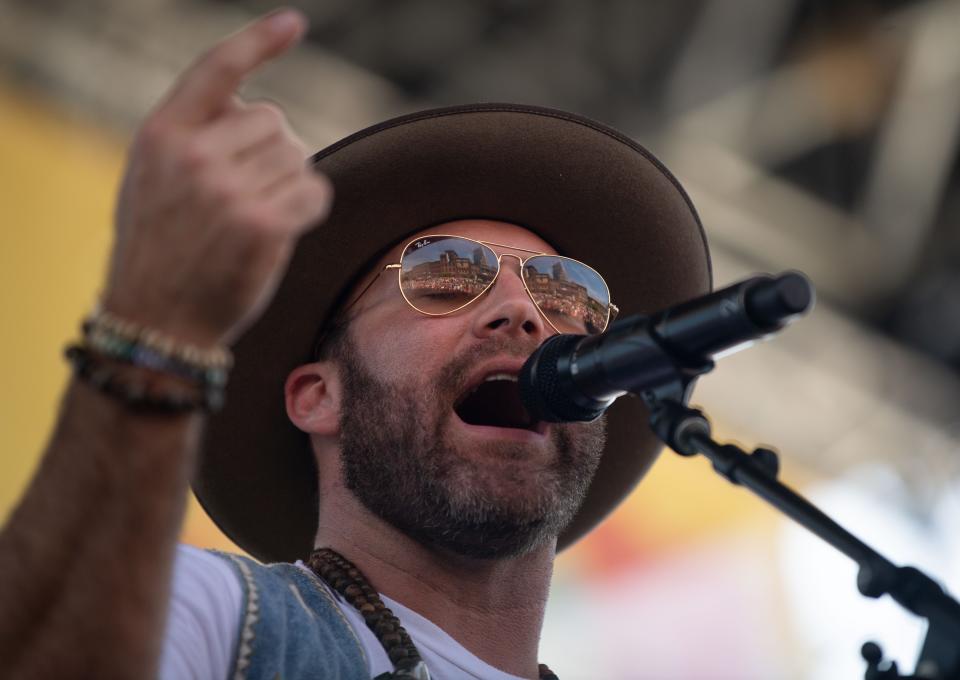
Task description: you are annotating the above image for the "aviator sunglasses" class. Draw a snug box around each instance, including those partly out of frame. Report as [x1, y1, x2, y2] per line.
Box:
[346, 234, 619, 335]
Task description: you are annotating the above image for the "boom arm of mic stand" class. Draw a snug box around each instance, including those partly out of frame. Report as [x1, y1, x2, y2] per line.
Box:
[643, 397, 960, 680]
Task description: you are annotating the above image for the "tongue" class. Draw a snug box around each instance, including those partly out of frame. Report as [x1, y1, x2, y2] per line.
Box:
[455, 380, 535, 429]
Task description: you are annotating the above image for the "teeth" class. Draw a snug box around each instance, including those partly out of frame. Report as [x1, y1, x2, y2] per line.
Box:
[457, 372, 520, 405]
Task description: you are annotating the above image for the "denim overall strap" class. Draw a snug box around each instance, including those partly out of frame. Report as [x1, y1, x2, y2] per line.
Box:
[210, 551, 369, 680]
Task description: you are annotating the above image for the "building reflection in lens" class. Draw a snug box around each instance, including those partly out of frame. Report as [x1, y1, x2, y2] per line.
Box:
[523, 260, 608, 333]
[401, 245, 607, 332]
[401, 247, 498, 307]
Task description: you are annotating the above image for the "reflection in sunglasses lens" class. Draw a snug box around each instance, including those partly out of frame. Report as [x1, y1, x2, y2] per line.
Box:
[400, 237, 498, 314]
[399, 236, 610, 333]
[523, 256, 609, 334]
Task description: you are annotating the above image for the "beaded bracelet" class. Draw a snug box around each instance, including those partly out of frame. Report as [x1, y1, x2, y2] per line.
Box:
[84, 307, 232, 368]
[65, 345, 225, 413]
[84, 323, 229, 388]
[82, 308, 232, 389]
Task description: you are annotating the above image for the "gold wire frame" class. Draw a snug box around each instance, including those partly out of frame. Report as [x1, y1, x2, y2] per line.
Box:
[382, 234, 618, 335]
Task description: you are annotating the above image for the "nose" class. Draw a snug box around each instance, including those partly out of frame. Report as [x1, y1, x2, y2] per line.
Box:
[471, 255, 552, 341]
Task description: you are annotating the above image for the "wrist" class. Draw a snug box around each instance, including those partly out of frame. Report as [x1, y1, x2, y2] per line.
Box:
[99, 293, 226, 350]
[65, 306, 234, 414]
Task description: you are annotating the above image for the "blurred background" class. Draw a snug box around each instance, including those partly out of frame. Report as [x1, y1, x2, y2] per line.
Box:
[2, 0, 959, 677]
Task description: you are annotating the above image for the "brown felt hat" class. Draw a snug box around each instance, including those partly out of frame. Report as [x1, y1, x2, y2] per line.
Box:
[196, 103, 712, 564]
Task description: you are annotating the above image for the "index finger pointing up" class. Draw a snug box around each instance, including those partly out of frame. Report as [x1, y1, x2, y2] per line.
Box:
[159, 9, 307, 125]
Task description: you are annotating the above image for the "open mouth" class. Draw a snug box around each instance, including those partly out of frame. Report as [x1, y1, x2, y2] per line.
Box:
[454, 373, 540, 432]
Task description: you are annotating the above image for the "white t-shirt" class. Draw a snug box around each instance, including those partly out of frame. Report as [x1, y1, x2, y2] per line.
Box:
[159, 544, 527, 680]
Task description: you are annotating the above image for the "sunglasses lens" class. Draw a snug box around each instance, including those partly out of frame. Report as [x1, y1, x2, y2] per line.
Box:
[523, 256, 611, 334]
[399, 236, 499, 314]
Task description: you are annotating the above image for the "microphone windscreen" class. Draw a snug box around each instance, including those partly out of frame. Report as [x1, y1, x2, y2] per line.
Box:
[520, 334, 602, 422]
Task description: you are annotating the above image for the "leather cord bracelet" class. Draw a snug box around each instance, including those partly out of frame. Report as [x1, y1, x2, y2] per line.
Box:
[67, 307, 234, 413]
[65, 344, 225, 413]
[67, 306, 233, 413]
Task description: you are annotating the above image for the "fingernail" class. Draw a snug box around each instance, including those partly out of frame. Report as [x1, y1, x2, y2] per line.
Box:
[266, 9, 305, 34]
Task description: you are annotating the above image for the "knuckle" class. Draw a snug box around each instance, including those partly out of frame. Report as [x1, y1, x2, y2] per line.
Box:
[287, 180, 332, 225]
[233, 203, 279, 234]
[256, 141, 306, 176]
[195, 165, 237, 202]
[291, 137, 310, 159]
[310, 172, 333, 200]
[311, 185, 334, 220]
[249, 100, 286, 130]
[289, 131, 310, 156]
[284, 142, 308, 168]
[309, 176, 332, 203]
[204, 175, 240, 204]
[179, 139, 213, 172]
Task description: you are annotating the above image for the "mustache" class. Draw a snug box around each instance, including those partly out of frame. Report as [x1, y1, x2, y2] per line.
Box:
[436, 336, 542, 398]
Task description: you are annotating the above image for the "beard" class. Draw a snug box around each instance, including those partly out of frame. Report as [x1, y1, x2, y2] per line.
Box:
[334, 331, 606, 560]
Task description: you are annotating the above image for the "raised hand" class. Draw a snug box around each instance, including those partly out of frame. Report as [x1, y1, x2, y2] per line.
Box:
[104, 8, 332, 347]
[0, 13, 336, 677]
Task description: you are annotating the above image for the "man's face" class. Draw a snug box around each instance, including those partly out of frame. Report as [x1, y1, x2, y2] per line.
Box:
[332, 220, 606, 559]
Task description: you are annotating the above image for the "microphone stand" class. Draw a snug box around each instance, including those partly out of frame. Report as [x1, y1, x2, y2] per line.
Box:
[518, 269, 960, 675]
[638, 384, 960, 679]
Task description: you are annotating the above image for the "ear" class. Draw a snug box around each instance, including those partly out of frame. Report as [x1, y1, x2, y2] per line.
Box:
[285, 361, 340, 436]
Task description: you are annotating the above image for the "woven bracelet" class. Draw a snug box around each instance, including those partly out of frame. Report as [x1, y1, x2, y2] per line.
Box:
[84, 324, 229, 387]
[65, 345, 225, 413]
[84, 307, 233, 370]
[82, 308, 232, 388]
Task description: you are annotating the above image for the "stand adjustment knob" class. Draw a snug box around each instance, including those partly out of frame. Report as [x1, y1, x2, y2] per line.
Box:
[862, 641, 902, 679]
[750, 447, 780, 477]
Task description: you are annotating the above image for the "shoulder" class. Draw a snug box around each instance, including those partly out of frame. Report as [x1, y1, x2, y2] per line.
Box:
[173, 543, 244, 605]
[160, 544, 243, 680]
[206, 551, 370, 680]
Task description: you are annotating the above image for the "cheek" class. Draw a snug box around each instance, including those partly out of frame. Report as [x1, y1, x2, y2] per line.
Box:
[357, 314, 466, 384]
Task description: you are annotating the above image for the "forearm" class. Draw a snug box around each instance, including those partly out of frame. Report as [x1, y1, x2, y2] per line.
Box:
[0, 10, 328, 678]
[0, 378, 201, 678]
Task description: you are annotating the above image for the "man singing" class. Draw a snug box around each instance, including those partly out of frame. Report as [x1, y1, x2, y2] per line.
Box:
[0, 9, 710, 679]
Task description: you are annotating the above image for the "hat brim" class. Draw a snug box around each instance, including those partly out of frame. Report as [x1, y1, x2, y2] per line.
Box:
[195, 104, 712, 564]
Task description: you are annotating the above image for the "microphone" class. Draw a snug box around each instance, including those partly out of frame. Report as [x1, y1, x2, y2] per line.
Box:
[519, 272, 814, 422]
